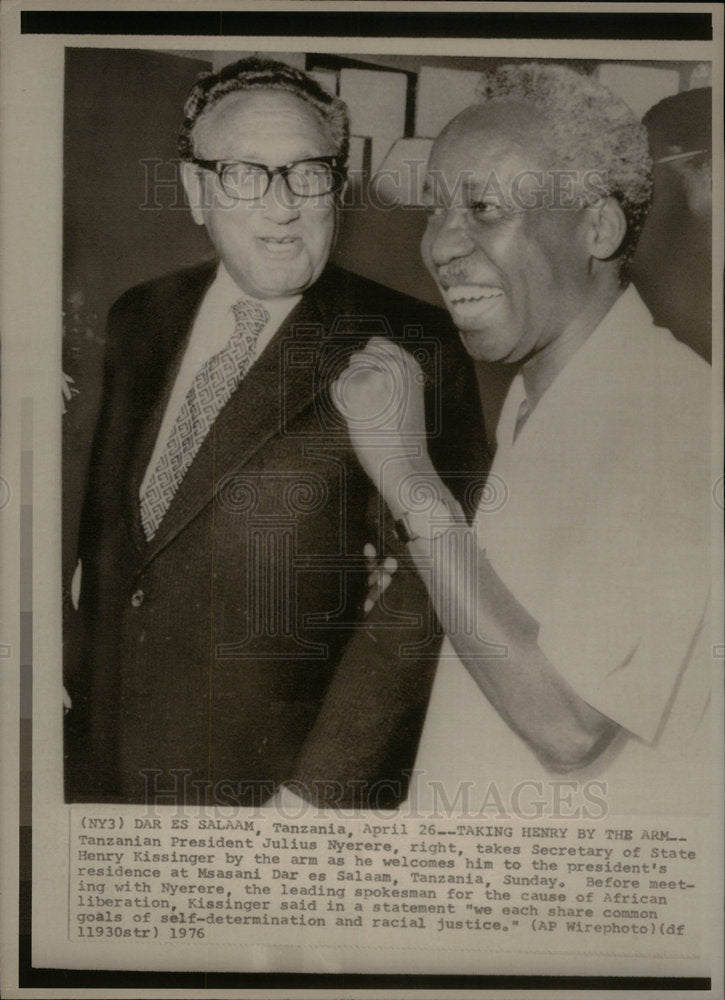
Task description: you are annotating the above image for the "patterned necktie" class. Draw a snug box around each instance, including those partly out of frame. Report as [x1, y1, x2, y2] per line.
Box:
[140, 297, 270, 541]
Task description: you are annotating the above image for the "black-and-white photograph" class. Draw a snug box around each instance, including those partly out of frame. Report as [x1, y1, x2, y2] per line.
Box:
[1, 2, 722, 995]
[62, 46, 714, 816]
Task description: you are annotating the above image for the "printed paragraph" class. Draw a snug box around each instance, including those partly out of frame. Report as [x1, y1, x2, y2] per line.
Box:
[69, 811, 702, 957]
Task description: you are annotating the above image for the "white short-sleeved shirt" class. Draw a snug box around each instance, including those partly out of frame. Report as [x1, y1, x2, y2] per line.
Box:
[412, 288, 713, 816]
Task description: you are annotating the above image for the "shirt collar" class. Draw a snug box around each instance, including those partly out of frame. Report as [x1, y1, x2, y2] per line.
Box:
[495, 286, 654, 449]
[212, 262, 302, 327]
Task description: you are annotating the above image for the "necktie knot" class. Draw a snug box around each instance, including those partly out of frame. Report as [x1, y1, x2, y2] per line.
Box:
[232, 297, 270, 340]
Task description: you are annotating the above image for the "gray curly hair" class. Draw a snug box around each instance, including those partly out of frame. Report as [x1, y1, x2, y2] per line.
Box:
[475, 62, 653, 270]
[178, 56, 350, 164]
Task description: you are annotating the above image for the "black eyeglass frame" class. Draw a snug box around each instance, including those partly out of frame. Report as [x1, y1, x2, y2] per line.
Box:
[190, 155, 347, 200]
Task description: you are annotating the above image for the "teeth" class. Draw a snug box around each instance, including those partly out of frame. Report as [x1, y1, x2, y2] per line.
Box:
[446, 284, 502, 303]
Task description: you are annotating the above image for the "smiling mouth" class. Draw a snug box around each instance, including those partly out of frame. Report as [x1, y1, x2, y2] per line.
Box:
[442, 285, 504, 318]
[444, 284, 504, 305]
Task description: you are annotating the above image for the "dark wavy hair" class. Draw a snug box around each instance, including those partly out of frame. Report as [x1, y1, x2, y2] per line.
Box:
[178, 56, 350, 164]
[475, 62, 653, 271]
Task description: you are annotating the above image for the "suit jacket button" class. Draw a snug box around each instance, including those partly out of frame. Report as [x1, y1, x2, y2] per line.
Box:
[131, 589, 144, 607]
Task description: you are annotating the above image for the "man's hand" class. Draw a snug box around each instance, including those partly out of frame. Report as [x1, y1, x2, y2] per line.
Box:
[332, 337, 432, 509]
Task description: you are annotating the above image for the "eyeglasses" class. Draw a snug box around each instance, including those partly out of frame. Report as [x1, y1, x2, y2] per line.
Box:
[191, 156, 346, 201]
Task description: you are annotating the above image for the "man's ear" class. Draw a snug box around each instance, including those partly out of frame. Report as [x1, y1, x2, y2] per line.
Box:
[181, 161, 206, 226]
[585, 196, 628, 260]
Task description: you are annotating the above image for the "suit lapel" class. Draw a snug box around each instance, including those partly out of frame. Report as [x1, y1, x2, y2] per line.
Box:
[126, 263, 217, 553]
[140, 291, 327, 566]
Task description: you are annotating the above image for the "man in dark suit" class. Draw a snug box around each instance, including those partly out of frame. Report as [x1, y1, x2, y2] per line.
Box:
[64, 57, 487, 807]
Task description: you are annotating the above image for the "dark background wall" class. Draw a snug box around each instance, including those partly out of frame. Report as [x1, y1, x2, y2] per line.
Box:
[64, 48, 213, 327]
[63, 49, 214, 578]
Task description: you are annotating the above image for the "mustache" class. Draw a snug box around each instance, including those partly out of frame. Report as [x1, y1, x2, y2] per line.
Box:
[437, 262, 474, 287]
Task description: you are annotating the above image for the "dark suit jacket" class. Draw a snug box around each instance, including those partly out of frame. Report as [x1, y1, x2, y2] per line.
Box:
[64, 262, 489, 806]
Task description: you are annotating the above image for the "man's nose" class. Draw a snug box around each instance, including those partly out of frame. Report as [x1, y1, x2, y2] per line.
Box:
[261, 173, 302, 222]
[427, 210, 476, 267]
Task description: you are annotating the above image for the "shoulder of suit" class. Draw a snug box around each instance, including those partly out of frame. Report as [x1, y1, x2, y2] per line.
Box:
[109, 260, 217, 318]
[318, 264, 454, 331]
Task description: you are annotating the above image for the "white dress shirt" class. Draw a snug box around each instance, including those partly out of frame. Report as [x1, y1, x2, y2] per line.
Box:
[412, 287, 713, 816]
[139, 263, 300, 497]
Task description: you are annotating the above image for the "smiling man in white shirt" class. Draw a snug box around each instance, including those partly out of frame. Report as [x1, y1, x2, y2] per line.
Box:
[334, 62, 713, 816]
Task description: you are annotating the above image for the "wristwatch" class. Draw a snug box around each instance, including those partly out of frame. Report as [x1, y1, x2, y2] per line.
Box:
[393, 511, 420, 545]
[393, 494, 466, 545]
